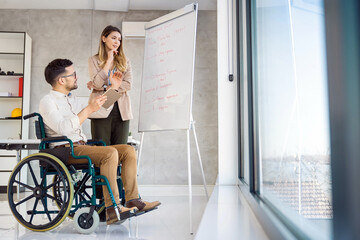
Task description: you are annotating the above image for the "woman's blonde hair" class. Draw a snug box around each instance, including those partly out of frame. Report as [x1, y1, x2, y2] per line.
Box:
[97, 25, 127, 72]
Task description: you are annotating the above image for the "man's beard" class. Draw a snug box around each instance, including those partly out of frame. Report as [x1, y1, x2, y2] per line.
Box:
[66, 84, 78, 91]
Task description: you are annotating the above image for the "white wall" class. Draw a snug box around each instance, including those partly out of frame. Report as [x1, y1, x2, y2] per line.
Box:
[217, 0, 239, 185]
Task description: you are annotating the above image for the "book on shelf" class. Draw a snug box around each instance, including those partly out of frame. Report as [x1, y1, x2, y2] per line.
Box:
[18, 77, 23, 97]
[0, 92, 12, 96]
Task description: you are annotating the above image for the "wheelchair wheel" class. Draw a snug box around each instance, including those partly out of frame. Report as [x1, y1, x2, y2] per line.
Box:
[73, 207, 99, 234]
[7, 153, 74, 231]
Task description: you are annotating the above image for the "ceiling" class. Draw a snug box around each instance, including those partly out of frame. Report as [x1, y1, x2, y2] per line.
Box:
[0, 0, 217, 11]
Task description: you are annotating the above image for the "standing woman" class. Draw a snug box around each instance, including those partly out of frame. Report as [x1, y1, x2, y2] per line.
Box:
[88, 25, 133, 145]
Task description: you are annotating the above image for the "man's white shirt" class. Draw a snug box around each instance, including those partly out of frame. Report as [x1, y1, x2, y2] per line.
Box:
[39, 90, 87, 146]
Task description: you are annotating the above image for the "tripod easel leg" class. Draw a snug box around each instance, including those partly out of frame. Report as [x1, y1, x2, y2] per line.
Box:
[137, 132, 145, 176]
[187, 130, 193, 234]
[191, 122, 209, 199]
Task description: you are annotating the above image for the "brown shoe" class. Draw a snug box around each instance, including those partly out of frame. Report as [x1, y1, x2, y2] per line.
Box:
[125, 198, 161, 212]
[106, 206, 137, 225]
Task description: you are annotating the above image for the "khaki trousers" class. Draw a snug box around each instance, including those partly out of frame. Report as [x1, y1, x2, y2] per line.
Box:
[67, 144, 139, 207]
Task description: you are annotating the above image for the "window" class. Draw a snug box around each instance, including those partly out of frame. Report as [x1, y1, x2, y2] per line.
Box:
[251, 0, 332, 237]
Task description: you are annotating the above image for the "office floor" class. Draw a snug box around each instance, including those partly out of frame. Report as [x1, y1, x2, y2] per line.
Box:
[0, 185, 269, 240]
[0, 186, 210, 240]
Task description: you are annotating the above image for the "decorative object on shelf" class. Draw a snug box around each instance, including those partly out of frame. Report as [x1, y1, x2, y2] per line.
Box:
[0, 67, 5, 75]
[11, 108, 22, 118]
[0, 92, 12, 96]
[18, 77, 23, 97]
[0, 68, 22, 76]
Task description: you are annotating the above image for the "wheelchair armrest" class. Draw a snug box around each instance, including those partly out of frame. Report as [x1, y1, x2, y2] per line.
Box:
[40, 136, 74, 150]
[87, 139, 106, 146]
[42, 136, 69, 142]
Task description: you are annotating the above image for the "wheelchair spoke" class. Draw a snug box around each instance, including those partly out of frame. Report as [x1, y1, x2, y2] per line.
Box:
[40, 165, 49, 187]
[29, 198, 39, 224]
[27, 162, 39, 187]
[40, 197, 52, 222]
[15, 194, 34, 207]
[46, 193, 61, 203]
[45, 178, 62, 190]
[14, 180, 34, 191]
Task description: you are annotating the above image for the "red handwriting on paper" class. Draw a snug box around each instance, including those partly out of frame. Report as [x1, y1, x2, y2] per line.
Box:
[160, 83, 172, 89]
[145, 87, 156, 93]
[175, 27, 186, 33]
[159, 105, 169, 111]
[149, 26, 163, 34]
[166, 94, 178, 99]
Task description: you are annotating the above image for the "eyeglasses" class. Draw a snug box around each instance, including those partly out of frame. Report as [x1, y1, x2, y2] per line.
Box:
[61, 71, 76, 79]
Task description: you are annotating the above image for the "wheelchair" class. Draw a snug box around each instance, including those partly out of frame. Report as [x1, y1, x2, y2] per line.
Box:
[7, 113, 134, 234]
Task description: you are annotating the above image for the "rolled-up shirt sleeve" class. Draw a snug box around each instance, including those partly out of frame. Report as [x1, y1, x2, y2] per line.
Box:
[39, 96, 80, 137]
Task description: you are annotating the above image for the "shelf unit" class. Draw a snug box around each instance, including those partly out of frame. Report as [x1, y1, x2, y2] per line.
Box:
[0, 32, 31, 192]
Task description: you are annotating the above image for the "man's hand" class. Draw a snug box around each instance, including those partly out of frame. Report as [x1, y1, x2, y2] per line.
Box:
[88, 95, 107, 112]
[77, 95, 107, 125]
[109, 71, 123, 90]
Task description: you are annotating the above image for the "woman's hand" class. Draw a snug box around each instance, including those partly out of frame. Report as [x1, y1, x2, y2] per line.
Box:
[109, 71, 123, 90]
[87, 81, 95, 90]
[106, 49, 118, 64]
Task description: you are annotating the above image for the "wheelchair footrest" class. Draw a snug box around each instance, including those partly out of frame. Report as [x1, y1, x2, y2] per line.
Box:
[134, 206, 158, 217]
[120, 208, 136, 220]
[119, 206, 158, 220]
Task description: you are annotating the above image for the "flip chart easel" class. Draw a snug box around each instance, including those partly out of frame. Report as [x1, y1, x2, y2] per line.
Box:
[137, 3, 208, 234]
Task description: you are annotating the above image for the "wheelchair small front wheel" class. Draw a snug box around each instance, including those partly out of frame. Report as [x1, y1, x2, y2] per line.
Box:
[73, 207, 99, 234]
[7, 153, 74, 232]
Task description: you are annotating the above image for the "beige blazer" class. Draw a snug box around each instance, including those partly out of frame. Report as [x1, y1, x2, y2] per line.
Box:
[88, 55, 133, 121]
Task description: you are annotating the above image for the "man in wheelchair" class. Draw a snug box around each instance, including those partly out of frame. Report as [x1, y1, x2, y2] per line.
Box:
[39, 58, 161, 225]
